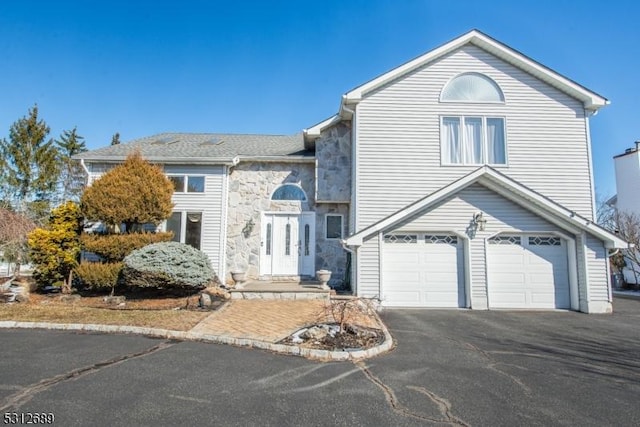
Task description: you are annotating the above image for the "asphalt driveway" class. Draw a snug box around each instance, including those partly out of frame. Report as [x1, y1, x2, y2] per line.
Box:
[1, 298, 639, 426]
[375, 297, 640, 426]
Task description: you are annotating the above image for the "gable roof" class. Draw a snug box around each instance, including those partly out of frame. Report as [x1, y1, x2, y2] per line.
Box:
[343, 167, 628, 249]
[75, 132, 311, 164]
[343, 29, 608, 111]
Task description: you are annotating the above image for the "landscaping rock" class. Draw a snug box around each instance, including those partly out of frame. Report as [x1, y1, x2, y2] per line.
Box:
[199, 292, 212, 308]
[302, 326, 329, 341]
[14, 293, 30, 303]
[103, 295, 126, 305]
[60, 294, 81, 304]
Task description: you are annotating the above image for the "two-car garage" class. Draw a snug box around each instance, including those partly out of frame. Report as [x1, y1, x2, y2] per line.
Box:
[381, 232, 571, 310]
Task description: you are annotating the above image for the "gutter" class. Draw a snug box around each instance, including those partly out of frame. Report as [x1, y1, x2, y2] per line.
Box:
[76, 156, 239, 166]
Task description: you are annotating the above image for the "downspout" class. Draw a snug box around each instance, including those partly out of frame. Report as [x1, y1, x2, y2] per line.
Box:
[80, 159, 90, 183]
[341, 102, 358, 296]
[341, 240, 357, 296]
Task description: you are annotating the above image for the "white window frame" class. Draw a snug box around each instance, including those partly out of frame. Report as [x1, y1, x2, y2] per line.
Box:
[270, 183, 308, 202]
[166, 174, 206, 193]
[440, 115, 508, 166]
[439, 72, 505, 104]
[325, 214, 344, 240]
[164, 211, 204, 249]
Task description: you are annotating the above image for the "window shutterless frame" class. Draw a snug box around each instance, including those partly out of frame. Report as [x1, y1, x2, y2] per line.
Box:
[325, 214, 344, 240]
[440, 115, 508, 166]
[166, 175, 206, 193]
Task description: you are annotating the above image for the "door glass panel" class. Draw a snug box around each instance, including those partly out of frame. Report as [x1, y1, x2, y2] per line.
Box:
[185, 212, 202, 249]
[266, 223, 272, 255]
[285, 223, 291, 255]
[304, 224, 310, 256]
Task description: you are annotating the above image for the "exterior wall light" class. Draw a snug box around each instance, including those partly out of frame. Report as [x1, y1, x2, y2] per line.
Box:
[473, 212, 487, 232]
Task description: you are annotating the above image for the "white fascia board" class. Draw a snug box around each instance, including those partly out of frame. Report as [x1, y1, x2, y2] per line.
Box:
[303, 115, 342, 141]
[80, 156, 238, 165]
[344, 165, 628, 249]
[343, 29, 608, 110]
[478, 170, 628, 248]
[235, 156, 316, 163]
[343, 167, 488, 246]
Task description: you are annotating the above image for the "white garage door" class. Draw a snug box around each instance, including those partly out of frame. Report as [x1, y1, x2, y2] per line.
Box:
[487, 235, 570, 309]
[382, 233, 464, 308]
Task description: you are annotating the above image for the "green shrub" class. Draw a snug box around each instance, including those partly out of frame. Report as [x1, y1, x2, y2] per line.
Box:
[80, 232, 173, 262]
[74, 261, 123, 291]
[122, 242, 216, 289]
[28, 202, 83, 291]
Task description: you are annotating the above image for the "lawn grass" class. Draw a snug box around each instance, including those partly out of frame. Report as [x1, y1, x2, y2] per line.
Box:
[0, 302, 209, 331]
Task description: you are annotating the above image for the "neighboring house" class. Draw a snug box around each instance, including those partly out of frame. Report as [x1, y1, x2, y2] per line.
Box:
[609, 142, 640, 284]
[76, 29, 627, 313]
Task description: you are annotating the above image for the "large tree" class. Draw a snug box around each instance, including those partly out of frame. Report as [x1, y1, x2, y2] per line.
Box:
[111, 132, 121, 145]
[56, 127, 87, 203]
[0, 105, 59, 212]
[80, 152, 174, 233]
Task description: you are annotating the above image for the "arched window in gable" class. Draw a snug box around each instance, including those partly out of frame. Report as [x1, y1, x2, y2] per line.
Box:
[441, 72, 504, 103]
[271, 184, 307, 201]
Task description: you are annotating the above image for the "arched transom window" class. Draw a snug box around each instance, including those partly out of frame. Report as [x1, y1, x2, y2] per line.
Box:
[441, 73, 504, 103]
[271, 184, 307, 201]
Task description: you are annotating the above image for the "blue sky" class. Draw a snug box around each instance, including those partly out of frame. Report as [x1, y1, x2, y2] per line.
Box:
[0, 1, 638, 197]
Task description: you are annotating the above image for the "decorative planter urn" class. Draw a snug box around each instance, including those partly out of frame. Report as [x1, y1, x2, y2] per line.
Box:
[231, 271, 247, 288]
[316, 270, 332, 290]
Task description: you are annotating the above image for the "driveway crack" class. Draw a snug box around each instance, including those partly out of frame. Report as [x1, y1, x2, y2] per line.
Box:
[0, 340, 175, 411]
[355, 361, 470, 426]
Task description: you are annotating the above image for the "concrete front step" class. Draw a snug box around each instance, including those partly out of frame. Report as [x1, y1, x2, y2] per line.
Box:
[229, 280, 331, 300]
[229, 291, 330, 300]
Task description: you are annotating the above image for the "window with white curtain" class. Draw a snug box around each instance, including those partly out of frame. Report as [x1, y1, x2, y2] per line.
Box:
[441, 116, 506, 165]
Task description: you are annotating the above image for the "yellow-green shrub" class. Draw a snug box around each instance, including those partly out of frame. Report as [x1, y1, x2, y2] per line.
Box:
[28, 202, 82, 290]
[80, 232, 173, 262]
[74, 261, 123, 291]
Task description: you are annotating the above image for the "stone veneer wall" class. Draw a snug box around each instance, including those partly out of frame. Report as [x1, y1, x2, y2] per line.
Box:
[316, 122, 352, 202]
[226, 162, 315, 282]
[314, 204, 350, 286]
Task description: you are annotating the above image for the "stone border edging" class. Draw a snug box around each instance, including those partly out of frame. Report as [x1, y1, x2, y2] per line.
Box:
[0, 317, 394, 362]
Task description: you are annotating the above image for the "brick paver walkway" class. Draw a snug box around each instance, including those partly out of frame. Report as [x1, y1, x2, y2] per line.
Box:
[190, 299, 381, 342]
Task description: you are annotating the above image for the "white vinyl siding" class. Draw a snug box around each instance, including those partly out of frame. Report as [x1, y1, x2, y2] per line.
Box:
[164, 165, 225, 278]
[358, 235, 380, 298]
[585, 235, 610, 302]
[355, 44, 592, 231]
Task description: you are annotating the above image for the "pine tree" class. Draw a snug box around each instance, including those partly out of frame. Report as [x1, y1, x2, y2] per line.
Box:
[80, 152, 174, 233]
[0, 105, 60, 212]
[111, 132, 121, 145]
[56, 127, 87, 203]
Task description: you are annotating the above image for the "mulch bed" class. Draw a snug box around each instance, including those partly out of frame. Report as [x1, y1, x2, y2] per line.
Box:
[279, 323, 385, 351]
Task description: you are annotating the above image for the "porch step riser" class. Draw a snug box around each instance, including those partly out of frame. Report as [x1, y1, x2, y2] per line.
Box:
[230, 292, 330, 300]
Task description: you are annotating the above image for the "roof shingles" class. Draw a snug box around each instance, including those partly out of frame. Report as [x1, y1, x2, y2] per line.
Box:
[75, 132, 310, 163]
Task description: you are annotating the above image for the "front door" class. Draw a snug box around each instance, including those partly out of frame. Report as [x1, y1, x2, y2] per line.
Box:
[260, 213, 315, 276]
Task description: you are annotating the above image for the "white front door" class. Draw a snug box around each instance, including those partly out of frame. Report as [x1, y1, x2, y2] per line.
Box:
[260, 213, 315, 276]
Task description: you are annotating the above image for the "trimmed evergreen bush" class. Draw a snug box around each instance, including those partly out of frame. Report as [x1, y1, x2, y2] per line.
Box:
[80, 232, 173, 262]
[122, 242, 215, 289]
[74, 261, 123, 291]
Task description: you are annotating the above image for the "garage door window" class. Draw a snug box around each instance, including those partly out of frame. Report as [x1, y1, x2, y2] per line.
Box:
[384, 234, 418, 243]
[425, 235, 457, 244]
[529, 236, 561, 246]
[488, 235, 521, 245]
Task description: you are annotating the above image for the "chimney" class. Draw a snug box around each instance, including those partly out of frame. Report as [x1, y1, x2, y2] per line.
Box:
[636, 140, 640, 151]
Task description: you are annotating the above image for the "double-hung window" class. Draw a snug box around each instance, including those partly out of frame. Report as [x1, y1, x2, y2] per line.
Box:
[441, 116, 506, 165]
